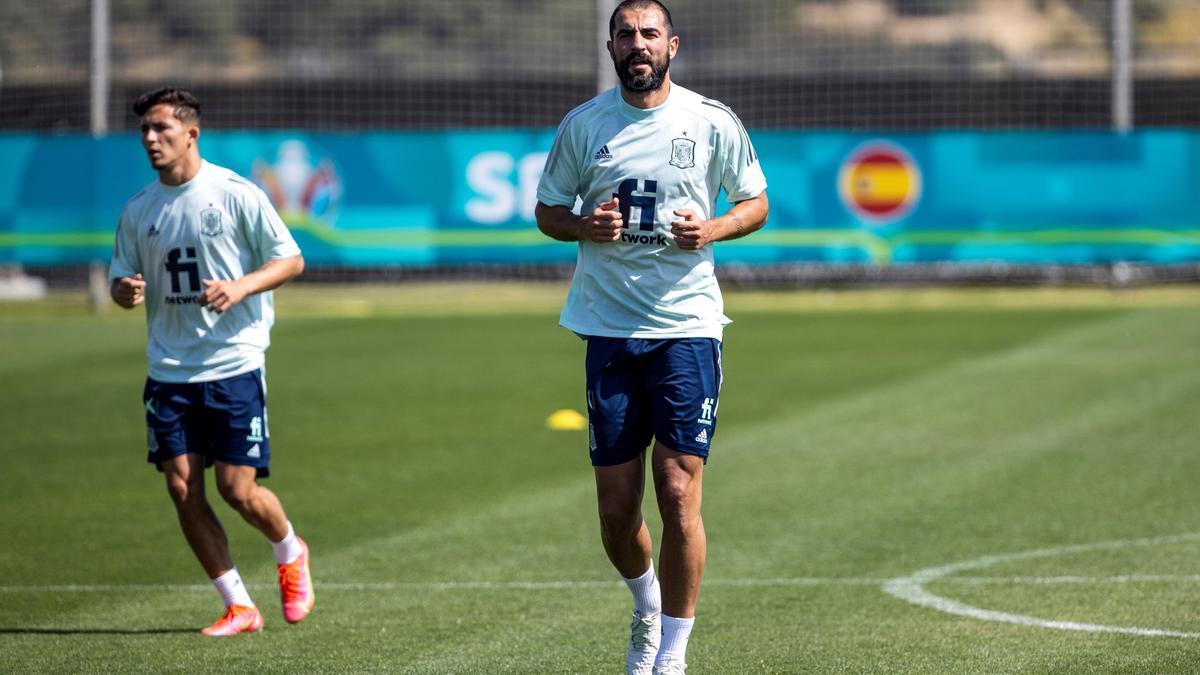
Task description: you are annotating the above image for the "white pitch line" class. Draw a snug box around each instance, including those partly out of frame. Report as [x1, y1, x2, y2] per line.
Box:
[316, 578, 888, 591]
[4, 573, 1200, 594]
[0, 578, 879, 594]
[883, 533, 1200, 639]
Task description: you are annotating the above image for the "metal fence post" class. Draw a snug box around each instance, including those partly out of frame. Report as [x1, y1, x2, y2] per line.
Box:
[90, 0, 110, 137]
[1112, 0, 1133, 132]
[597, 0, 617, 94]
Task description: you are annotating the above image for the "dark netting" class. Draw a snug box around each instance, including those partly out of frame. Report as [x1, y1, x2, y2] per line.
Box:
[2, 1, 1199, 131]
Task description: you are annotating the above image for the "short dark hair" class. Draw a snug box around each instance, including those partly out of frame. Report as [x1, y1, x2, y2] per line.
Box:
[609, 0, 674, 38]
[133, 86, 201, 124]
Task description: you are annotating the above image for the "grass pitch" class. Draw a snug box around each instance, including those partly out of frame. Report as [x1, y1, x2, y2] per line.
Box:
[2, 283, 1199, 673]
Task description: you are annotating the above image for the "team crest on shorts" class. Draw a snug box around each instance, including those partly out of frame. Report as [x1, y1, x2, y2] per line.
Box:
[200, 208, 223, 236]
[670, 138, 696, 169]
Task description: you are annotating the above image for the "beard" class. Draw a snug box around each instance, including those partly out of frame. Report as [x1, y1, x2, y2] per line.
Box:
[616, 51, 669, 92]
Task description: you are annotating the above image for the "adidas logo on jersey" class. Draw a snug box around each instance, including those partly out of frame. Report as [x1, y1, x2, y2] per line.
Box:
[594, 145, 613, 160]
[694, 429, 709, 444]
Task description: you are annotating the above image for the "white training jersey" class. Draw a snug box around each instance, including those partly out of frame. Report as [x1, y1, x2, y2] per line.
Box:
[537, 84, 767, 339]
[109, 160, 301, 383]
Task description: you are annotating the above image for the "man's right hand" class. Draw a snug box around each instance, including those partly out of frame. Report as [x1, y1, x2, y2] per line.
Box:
[111, 273, 146, 308]
[581, 197, 624, 243]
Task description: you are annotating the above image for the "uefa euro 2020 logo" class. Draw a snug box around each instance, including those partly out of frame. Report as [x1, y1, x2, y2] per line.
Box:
[252, 140, 343, 228]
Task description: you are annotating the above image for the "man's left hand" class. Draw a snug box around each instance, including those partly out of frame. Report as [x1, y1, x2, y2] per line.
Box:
[670, 209, 715, 250]
[200, 278, 248, 313]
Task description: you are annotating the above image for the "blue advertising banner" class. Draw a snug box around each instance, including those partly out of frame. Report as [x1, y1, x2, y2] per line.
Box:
[1, 130, 1198, 266]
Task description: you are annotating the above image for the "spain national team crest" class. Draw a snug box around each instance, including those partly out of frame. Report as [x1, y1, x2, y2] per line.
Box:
[199, 208, 223, 236]
[670, 138, 696, 169]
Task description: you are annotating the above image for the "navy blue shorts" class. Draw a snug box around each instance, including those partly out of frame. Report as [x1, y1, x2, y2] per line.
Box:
[143, 369, 272, 477]
[584, 337, 723, 466]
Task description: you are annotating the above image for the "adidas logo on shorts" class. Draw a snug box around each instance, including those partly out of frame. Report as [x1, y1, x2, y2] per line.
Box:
[594, 145, 613, 160]
[694, 429, 709, 444]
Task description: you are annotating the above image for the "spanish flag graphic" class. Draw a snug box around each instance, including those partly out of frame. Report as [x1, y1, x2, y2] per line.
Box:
[838, 142, 922, 223]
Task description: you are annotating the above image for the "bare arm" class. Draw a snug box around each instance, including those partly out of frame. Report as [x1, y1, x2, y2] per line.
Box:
[200, 255, 305, 313]
[535, 199, 625, 244]
[670, 191, 770, 251]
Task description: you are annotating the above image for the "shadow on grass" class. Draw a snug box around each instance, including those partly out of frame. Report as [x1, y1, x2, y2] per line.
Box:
[0, 627, 196, 635]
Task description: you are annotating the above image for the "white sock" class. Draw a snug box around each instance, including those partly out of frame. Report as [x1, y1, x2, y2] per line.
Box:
[270, 521, 303, 564]
[622, 562, 662, 616]
[655, 615, 695, 667]
[212, 567, 255, 608]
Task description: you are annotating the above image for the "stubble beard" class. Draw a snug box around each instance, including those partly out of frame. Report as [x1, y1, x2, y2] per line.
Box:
[147, 150, 174, 171]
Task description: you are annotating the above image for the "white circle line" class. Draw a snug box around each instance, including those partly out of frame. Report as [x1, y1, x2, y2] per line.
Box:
[942, 574, 1200, 586]
[882, 533, 1200, 639]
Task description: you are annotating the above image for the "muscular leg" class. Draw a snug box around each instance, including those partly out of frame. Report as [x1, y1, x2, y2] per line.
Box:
[594, 452, 655, 579]
[214, 463, 314, 625]
[651, 441, 706, 618]
[162, 453, 234, 579]
[214, 462, 289, 542]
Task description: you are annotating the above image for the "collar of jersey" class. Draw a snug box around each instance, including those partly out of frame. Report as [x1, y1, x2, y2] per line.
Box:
[157, 160, 209, 193]
[615, 83, 675, 121]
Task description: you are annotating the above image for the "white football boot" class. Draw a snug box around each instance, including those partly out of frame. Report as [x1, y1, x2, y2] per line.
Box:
[653, 659, 687, 675]
[626, 609, 662, 675]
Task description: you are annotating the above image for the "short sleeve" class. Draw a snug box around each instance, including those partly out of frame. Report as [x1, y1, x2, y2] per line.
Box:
[243, 184, 301, 261]
[717, 115, 767, 204]
[108, 207, 142, 281]
[536, 118, 583, 208]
